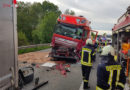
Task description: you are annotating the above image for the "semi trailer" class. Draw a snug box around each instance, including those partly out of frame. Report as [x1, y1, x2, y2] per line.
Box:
[0, 0, 18, 89]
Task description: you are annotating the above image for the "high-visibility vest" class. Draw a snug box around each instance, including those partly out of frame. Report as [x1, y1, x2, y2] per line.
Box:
[96, 65, 125, 90]
[105, 41, 107, 46]
[81, 48, 95, 66]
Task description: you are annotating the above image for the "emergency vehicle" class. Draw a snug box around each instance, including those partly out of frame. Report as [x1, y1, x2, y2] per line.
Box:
[112, 6, 130, 76]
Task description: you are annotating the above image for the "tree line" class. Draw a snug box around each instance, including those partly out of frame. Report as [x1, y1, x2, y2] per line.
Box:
[17, 1, 75, 46]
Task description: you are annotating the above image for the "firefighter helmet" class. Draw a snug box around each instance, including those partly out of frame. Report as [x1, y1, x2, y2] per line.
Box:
[101, 45, 115, 56]
[86, 39, 93, 45]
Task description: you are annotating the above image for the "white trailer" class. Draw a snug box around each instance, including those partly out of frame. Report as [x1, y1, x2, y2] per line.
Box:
[0, 0, 18, 89]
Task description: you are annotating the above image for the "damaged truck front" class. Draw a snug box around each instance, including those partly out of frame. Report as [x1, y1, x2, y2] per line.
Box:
[50, 14, 98, 60]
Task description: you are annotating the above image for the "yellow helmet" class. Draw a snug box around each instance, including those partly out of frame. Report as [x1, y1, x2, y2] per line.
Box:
[86, 39, 93, 45]
[101, 45, 115, 56]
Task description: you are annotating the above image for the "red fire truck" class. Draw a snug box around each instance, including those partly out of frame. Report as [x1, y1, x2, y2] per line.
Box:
[112, 6, 130, 76]
[50, 14, 98, 60]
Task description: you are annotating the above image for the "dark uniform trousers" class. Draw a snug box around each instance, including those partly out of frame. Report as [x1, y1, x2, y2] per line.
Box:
[81, 45, 95, 89]
[82, 65, 91, 89]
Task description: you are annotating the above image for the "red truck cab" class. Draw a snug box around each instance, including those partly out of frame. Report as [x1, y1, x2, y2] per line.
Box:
[50, 14, 97, 60]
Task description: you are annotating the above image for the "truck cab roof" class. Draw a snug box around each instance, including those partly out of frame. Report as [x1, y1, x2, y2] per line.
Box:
[57, 14, 91, 27]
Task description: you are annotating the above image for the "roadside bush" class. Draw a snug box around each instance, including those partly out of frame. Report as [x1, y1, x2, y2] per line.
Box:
[18, 45, 51, 54]
[18, 31, 29, 46]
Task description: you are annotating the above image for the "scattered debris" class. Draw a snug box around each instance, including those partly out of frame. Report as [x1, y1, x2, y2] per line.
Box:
[36, 64, 40, 68]
[65, 64, 71, 72]
[19, 67, 34, 85]
[56, 64, 71, 76]
[54, 61, 66, 64]
[61, 69, 66, 76]
[32, 81, 48, 90]
[31, 63, 36, 66]
[23, 61, 27, 64]
[35, 77, 39, 86]
[46, 69, 50, 72]
[41, 62, 56, 67]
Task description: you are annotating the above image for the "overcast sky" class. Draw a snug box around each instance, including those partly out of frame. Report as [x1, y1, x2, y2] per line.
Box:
[17, 0, 130, 30]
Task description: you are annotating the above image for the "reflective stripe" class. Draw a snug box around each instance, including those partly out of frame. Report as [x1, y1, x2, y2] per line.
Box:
[81, 61, 92, 66]
[116, 82, 124, 88]
[92, 52, 96, 56]
[105, 41, 107, 46]
[108, 70, 113, 89]
[114, 55, 117, 61]
[106, 65, 122, 89]
[116, 69, 124, 88]
[83, 80, 88, 82]
[81, 48, 92, 66]
[116, 70, 120, 86]
[106, 65, 121, 71]
[88, 53, 91, 64]
[96, 86, 103, 90]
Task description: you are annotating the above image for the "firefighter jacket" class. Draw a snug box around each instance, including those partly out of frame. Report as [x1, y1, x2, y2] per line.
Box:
[94, 42, 99, 49]
[105, 41, 107, 46]
[96, 56, 126, 90]
[81, 45, 95, 66]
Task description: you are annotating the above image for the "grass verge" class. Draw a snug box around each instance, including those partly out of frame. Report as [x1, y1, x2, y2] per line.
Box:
[18, 45, 51, 54]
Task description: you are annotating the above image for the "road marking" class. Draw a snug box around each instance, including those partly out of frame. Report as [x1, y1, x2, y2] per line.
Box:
[124, 83, 130, 90]
[79, 81, 83, 90]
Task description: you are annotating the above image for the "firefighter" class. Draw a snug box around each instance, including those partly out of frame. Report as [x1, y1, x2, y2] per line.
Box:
[105, 40, 108, 46]
[94, 40, 99, 49]
[81, 39, 95, 89]
[92, 40, 98, 62]
[96, 45, 126, 90]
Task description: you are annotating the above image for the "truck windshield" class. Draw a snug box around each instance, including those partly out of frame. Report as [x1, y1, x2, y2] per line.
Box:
[54, 24, 83, 39]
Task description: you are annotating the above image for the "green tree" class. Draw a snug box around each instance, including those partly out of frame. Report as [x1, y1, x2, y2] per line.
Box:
[17, 2, 43, 43]
[70, 10, 75, 15]
[33, 12, 60, 43]
[42, 1, 61, 15]
[18, 31, 29, 46]
[17, 1, 61, 45]
[64, 9, 75, 15]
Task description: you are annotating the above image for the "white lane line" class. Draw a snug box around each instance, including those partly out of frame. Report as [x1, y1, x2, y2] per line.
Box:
[79, 81, 83, 90]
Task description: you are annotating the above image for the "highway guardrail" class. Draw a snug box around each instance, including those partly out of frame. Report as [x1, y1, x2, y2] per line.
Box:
[18, 43, 50, 50]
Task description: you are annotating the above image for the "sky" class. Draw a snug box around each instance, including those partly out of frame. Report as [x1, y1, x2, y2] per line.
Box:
[17, 0, 130, 30]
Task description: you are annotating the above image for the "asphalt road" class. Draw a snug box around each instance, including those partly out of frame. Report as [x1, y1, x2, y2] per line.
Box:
[22, 62, 82, 90]
[21, 49, 129, 90]
[22, 50, 100, 90]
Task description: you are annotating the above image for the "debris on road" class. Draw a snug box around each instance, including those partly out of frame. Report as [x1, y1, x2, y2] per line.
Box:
[65, 64, 71, 72]
[31, 63, 36, 66]
[23, 61, 27, 64]
[35, 77, 39, 86]
[41, 62, 56, 67]
[36, 64, 40, 68]
[19, 66, 34, 85]
[55, 64, 71, 76]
